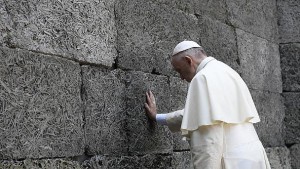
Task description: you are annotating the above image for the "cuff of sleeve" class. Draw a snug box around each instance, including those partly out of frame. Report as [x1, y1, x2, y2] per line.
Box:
[156, 114, 167, 125]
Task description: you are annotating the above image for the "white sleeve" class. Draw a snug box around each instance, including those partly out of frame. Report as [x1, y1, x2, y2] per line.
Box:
[155, 110, 184, 132]
[156, 114, 167, 125]
[166, 109, 184, 132]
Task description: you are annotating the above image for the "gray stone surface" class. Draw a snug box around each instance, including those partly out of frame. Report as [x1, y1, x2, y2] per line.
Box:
[266, 147, 292, 169]
[82, 154, 172, 169]
[0, 0, 11, 46]
[198, 16, 239, 72]
[237, 29, 282, 93]
[149, 0, 195, 15]
[0, 47, 84, 159]
[150, 0, 228, 23]
[83, 155, 141, 169]
[172, 151, 191, 169]
[125, 71, 173, 154]
[0, 158, 82, 169]
[172, 132, 190, 151]
[0, 0, 116, 66]
[170, 77, 188, 111]
[82, 67, 127, 155]
[277, 0, 300, 43]
[82, 152, 190, 169]
[283, 93, 300, 145]
[170, 77, 189, 151]
[227, 0, 278, 42]
[116, 0, 199, 76]
[289, 144, 300, 169]
[0, 1, 297, 168]
[251, 90, 285, 147]
[280, 43, 300, 92]
[193, 0, 228, 23]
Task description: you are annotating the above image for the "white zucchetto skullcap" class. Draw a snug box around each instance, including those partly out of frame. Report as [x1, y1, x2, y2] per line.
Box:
[172, 40, 201, 56]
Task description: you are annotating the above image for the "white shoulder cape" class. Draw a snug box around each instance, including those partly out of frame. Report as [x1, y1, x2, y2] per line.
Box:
[181, 57, 260, 136]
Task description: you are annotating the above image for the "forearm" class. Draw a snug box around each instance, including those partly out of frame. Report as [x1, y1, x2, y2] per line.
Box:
[156, 109, 184, 132]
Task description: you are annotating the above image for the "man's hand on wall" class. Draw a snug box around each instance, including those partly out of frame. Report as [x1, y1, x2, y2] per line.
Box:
[144, 90, 157, 121]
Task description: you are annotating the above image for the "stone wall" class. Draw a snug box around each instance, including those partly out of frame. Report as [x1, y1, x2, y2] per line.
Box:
[278, 0, 300, 169]
[0, 0, 297, 168]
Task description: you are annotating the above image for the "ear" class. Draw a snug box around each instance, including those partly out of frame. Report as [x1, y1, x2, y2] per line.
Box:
[183, 56, 193, 65]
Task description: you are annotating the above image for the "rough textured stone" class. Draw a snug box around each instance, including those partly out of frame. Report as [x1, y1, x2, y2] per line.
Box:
[150, 0, 228, 23]
[172, 151, 191, 169]
[227, 0, 278, 42]
[170, 77, 189, 151]
[82, 154, 173, 169]
[251, 90, 285, 147]
[198, 16, 239, 72]
[193, 0, 228, 23]
[0, 1, 297, 168]
[289, 144, 300, 169]
[82, 152, 191, 169]
[237, 29, 282, 93]
[82, 67, 127, 155]
[283, 93, 300, 144]
[280, 43, 300, 92]
[277, 0, 300, 43]
[0, 0, 11, 46]
[172, 133, 189, 151]
[125, 71, 173, 154]
[170, 77, 188, 112]
[0, 47, 84, 159]
[0, 158, 82, 169]
[116, 0, 199, 76]
[0, 0, 116, 66]
[266, 147, 292, 169]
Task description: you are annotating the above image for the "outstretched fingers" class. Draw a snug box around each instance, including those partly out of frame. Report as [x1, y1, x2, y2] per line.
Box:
[144, 90, 157, 121]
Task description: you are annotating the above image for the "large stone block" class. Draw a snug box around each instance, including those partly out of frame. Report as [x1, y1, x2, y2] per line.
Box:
[266, 147, 292, 169]
[237, 29, 282, 93]
[172, 151, 191, 169]
[170, 77, 188, 111]
[0, 0, 116, 66]
[0, 158, 82, 169]
[150, 0, 228, 23]
[149, 0, 195, 14]
[283, 93, 300, 144]
[170, 77, 189, 150]
[227, 0, 278, 42]
[116, 0, 199, 76]
[289, 144, 300, 169]
[172, 133, 189, 151]
[82, 67, 127, 156]
[277, 0, 300, 43]
[280, 43, 300, 92]
[82, 154, 173, 169]
[193, 0, 228, 23]
[0, 0, 11, 46]
[251, 90, 285, 147]
[198, 16, 239, 72]
[82, 153, 190, 169]
[0, 47, 84, 159]
[125, 71, 173, 154]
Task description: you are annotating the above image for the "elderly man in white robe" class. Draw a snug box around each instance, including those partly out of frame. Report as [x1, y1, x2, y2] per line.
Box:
[144, 41, 271, 169]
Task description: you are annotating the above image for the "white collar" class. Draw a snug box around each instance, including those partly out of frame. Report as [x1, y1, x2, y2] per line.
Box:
[196, 57, 215, 73]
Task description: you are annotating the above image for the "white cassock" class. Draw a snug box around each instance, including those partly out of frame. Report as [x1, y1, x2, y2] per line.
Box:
[162, 57, 271, 169]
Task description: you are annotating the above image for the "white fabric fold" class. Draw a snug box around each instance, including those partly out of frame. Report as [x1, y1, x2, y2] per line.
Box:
[165, 109, 184, 132]
[189, 123, 271, 169]
[181, 57, 260, 136]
